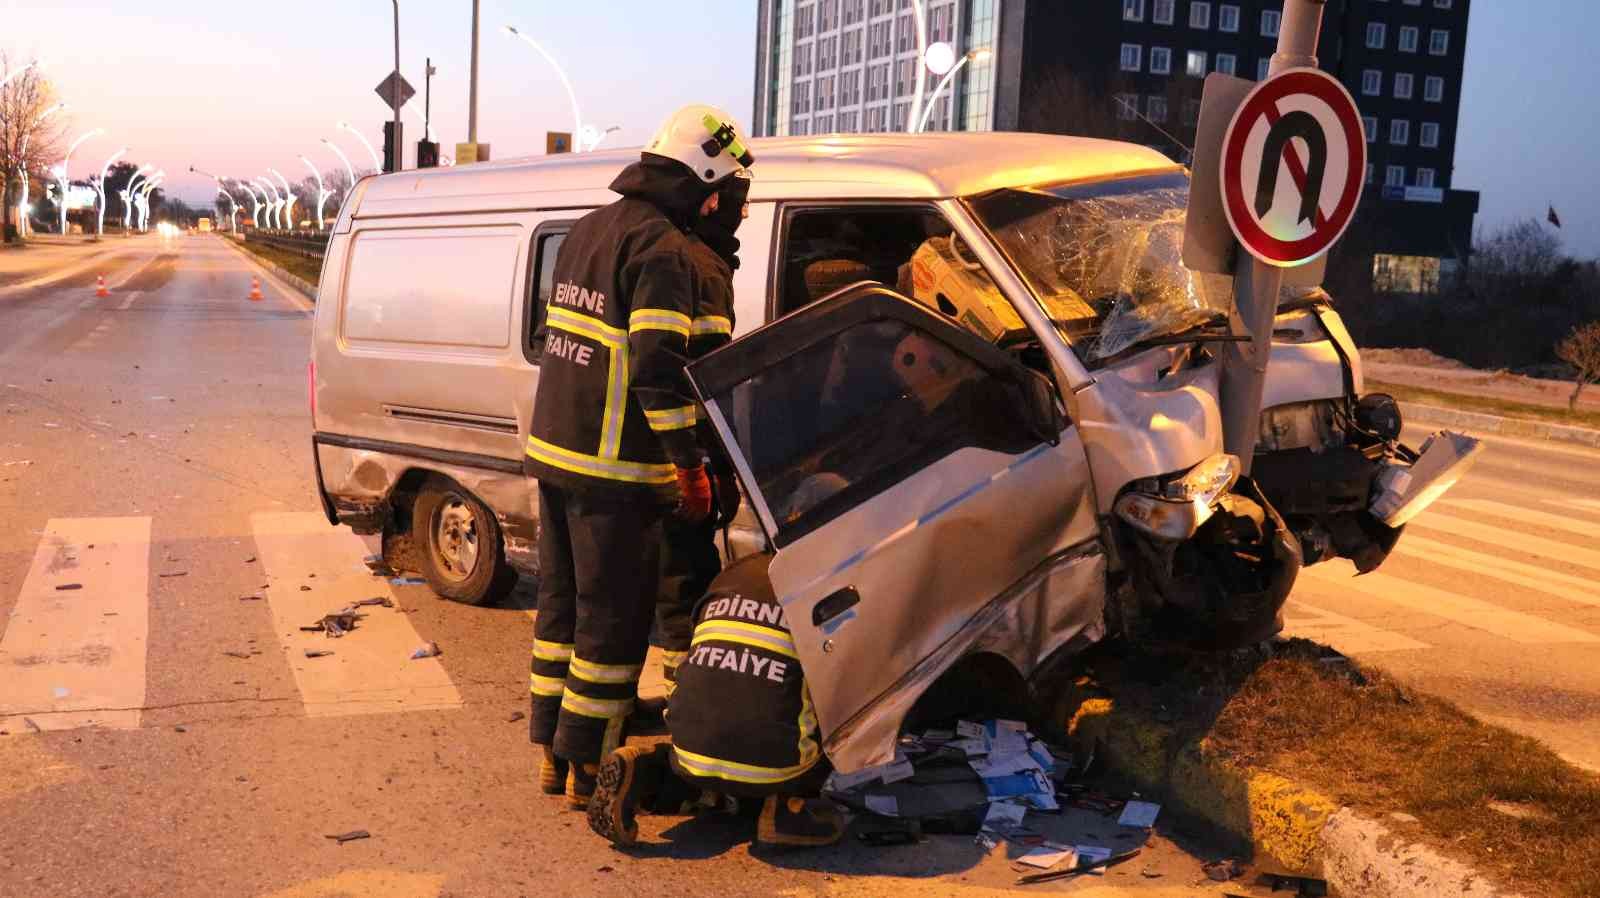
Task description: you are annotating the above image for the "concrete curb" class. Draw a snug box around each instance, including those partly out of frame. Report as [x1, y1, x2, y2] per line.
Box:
[218, 234, 319, 303]
[1401, 401, 1600, 450]
[1063, 692, 1524, 897]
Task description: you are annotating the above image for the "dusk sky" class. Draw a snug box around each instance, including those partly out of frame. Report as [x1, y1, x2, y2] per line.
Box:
[4, 1, 1596, 259]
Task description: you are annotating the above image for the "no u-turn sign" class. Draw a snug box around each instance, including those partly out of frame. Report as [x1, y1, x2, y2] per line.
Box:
[1221, 68, 1366, 267]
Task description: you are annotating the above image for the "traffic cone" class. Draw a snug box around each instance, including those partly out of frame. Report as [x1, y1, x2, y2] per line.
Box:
[248, 277, 263, 302]
[96, 275, 110, 298]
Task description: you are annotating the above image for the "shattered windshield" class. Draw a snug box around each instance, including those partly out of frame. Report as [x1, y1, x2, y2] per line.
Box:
[967, 172, 1232, 363]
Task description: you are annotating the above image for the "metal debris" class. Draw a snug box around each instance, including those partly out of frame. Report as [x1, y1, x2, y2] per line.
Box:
[304, 649, 334, 659]
[301, 608, 365, 637]
[353, 596, 394, 608]
[221, 651, 252, 659]
[325, 830, 370, 844]
[158, 571, 188, 578]
[55, 583, 83, 591]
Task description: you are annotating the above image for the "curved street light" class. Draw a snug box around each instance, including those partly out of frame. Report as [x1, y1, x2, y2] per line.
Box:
[0, 58, 42, 92]
[215, 187, 239, 233]
[138, 177, 163, 232]
[94, 146, 129, 237]
[269, 168, 297, 230]
[124, 164, 155, 232]
[321, 137, 357, 188]
[915, 47, 992, 133]
[17, 101, 67, 238]
[300, 155, 332, 230]
[55, 127, 105, 235]
[338, 121, 382, 171]
[235, 180, 263, 229]
[254, 177, 282, 230]
[578, 124, 622, 153]
[503, 25, 583, 151]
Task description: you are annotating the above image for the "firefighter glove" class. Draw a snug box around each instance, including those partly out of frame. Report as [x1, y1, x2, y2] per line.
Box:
[714, 471, 742, 524]
[675, 465, 713, 522]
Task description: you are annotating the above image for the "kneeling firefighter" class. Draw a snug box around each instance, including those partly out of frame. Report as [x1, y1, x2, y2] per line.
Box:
[525, 105, 756, 807]
[587, 554, 845, 849]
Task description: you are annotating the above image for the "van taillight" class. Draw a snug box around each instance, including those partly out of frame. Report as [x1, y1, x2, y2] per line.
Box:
[308, 359, 317, 420]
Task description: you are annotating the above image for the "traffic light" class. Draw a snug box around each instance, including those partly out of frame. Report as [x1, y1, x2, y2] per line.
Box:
[383, 121, 405, 173]
[417, 140, 440, 169]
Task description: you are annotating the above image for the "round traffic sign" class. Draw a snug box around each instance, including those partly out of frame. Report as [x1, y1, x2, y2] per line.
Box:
[1220, 67, 1366, 267]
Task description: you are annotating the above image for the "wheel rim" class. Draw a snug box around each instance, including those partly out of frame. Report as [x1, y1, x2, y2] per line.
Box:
[431, 494, 481, 582]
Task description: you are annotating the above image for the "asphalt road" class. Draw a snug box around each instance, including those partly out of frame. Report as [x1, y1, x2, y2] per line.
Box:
[0, 236, 1253, 898]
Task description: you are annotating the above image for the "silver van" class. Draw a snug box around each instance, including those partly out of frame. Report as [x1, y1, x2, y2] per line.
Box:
[310, 134, 1473, 771]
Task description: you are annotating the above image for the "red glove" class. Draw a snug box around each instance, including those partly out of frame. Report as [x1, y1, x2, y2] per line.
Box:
[714, 471, 742, 523]
[674, 465, 712, 522]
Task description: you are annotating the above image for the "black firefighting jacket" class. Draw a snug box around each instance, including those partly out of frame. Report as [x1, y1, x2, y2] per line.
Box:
[525, 155, 729, 497]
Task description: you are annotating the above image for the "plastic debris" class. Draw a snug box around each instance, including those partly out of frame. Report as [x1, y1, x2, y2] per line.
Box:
[1016, 847, 1138, 886]
[1117, 800, 1162, 828]
[391, 577, 426, 586]
[221, 651, 252, 659]
[325, 830, 370, 844]
[410, 642, 442, 660]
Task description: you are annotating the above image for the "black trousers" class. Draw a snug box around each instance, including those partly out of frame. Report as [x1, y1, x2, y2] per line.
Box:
[529, 482, 663, 764]
[655, 514, 722, 687]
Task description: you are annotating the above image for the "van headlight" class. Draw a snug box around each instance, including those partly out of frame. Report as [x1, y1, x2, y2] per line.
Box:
[1114, 454, 1241, 540]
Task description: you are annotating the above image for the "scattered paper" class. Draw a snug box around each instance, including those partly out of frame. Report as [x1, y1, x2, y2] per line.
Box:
[1017, 842, 1076, 870]
[1118, 800, 1162, 828]
[981, 800, 1027, 832]
[827, 750, 914, 791]
[864, 794, 899, 817]
[1073, 844, 1113, 875]
[956, 720, 986, 740]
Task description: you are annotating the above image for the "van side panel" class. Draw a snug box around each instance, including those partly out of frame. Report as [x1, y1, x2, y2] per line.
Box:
[343, 228, 520, 348]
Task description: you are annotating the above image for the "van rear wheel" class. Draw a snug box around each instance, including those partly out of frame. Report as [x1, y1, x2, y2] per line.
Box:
[414, 478, 518, 606]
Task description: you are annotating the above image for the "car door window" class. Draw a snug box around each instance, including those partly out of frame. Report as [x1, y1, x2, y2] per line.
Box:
[521, 224, 571, 364]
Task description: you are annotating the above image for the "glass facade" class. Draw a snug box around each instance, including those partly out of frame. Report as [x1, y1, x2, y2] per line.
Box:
[961, 0, 997, 131]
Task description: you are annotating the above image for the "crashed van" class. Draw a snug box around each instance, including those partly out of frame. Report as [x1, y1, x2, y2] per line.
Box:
[310, 134, 1474, 771]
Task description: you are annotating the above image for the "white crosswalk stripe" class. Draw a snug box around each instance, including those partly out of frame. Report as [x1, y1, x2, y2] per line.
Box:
[1544, 497, 1600, 514]
[1439, 498, 1600, 540]
[1396, 536, 1600, 609]
[1281, 600, 1430, 653]
[1408, 510, 1600, 574]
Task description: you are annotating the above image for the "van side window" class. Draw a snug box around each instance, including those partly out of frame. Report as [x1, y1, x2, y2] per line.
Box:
[776, 206, 1025, 346]
[523, 227, 570, 364]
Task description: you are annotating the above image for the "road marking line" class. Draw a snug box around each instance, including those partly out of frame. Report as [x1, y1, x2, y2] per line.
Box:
[0, 517, 153, 732]
[1282, 599, 1430, 653]
[1411, 512, 1600, 573]
[1544, 497, 1600, 513]
[250, 512, 461, 717]
[1439, 498, 1600, 540]
[1301, 566, 1600, 645]
[1398, 536, 1600, 609]
[116, 290, 142, 311]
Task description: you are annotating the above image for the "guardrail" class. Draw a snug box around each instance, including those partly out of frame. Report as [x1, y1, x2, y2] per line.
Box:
[243, 228, 330, 260]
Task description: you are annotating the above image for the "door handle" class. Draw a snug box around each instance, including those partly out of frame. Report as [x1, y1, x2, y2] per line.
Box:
[812, 587, 860, 628]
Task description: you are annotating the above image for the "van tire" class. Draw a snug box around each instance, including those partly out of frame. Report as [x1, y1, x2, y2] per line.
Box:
[413, 478, 518, 606]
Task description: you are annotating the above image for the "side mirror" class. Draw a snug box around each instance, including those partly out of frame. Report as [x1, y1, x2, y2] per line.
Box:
[1020, 370, 1064, 445]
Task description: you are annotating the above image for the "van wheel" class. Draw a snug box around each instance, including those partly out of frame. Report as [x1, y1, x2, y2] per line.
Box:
[413, 478, 518, 606]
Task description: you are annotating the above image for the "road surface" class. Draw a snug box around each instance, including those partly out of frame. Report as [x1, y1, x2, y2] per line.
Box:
[1, 235, 1256, 898]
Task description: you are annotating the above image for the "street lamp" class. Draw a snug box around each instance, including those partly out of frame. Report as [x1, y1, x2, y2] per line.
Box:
[236, 180, 263, 229]
[124, 164, 154, 232]
[0, 58, 42, 92]
[254, 177, 282, 230]
[915, 47, 992, 134]
[503, 25, 583, 150]
[16, 101, 66, 238]
[94, 146, 128, 237]
[215, 187, 239, 233]
[322, 138, 357, 188]
[578, 124, 622, 152]
[138, 177, 162, 232]
[55, 128, 105, 236]
[300, 156, 332, 230]
[269, 168, 297, 230]
[338, 121, 383, 171]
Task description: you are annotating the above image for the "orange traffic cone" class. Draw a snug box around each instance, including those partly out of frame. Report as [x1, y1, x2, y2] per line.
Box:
[96, 275, 110, 298]
[248, 277, 263, 302]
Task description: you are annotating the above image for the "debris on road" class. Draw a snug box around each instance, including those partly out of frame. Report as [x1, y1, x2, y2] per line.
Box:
[1015, 847, 1139, 885]
[299, 585, 312, 592]
[23, 718, 42, 733]
[410, 642, 442, 660]
[174, 725, 188, 733]
[325, 830, 370, 844]
[239, 594, 263, 602]
[390, 577, 426, 587]
[221, 651, 252, 659]
[304, 650, 334, 659]
[54, 583, 83, 591]
[1203, 858, 1246, 881]
[508, 711, 526, 723]
[1117, 800, 1162, 828]
[301, 608, 365, 637]
[158, 571, 188, 578]
[363, 555, 396, 577]
[243, 556, 256, 563]
[353, 596, 394, 608]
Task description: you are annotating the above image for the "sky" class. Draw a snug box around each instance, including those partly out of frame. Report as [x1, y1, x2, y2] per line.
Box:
[3, 1, 1596, 260]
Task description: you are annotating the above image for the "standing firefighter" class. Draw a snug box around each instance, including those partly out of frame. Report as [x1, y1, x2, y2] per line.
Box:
[526, 105, 756, 806]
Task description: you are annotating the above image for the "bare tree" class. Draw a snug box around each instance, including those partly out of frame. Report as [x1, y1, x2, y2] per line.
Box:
[0, 53, 67, 242]
[1556, 321, 1600, 412]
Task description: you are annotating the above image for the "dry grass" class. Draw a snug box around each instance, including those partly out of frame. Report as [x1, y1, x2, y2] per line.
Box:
[1091, 640, 1600, 898]
[234, 239, 324, 289]
[1371, 378, 1600, 431]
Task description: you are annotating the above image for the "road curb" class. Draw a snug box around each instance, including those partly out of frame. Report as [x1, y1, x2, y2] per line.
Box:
[1401, 401, 1600, 450]
[218, 235, 318, 304]
[1062, 689, 1524, 897]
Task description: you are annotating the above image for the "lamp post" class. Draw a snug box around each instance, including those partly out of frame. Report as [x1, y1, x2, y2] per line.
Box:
[0, 58, 41, 91]
[503, 25, 583, 150]
[338, 121, 383, 171]
[254, 178, 281, 230]
[236, 180, 263, 229]
[300, 156, 331, 230]
[322, 138, 357, 188]
[94, 146, 128, 238]
[16, 101, 66, 239]
[578, 124, 622, 152]
[124, 164, 154, 232]
[269, 168, 297, 230]
[469, 0, 481, 144]
[55, 128, 105, 235]
[138, 177, 162, 232]
[215, 187, 239, 232]
[915, 47, 991, 133]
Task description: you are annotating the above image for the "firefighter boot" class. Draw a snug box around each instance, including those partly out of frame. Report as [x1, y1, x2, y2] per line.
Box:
[588, 744, 667, 845]
[755, 795, 845, 849]
[538, 747, 568, 796]
[567, 762, 598, 810]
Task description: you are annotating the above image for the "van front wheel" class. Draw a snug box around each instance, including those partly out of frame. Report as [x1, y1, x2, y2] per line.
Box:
[414, 478, 518, 606]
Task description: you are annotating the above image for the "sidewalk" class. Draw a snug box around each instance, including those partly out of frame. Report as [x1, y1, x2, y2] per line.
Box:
[0, 234, 147, 292]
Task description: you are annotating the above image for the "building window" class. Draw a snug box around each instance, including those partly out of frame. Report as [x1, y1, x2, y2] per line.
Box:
[1386, 165, 1406, 187]
[794, 42, 814, 77]
[929, 3, 954, 41]
[1186, 50, 1207, 77]
[1183, 98, 1202, 125]
[1394, 73, 1413, 99]
[1215, 53, 1237, 75]
[1219, 4, 1240, 32]
[838, 110, 859, 132]
[1116, 93, 1140, 121]
[1261, 10, 1280, 37]
[815, 114, 834, 133]
[1429, 29, 1450, 55]
[792, 82, 812, 116]
[1120, 43, 1143, 72]
[1390, 119, 1410, 145]
[1153, 0, 1175, 25]
[1424, 76, 1445, 102]
[864, 105, 884, 132]
[840, 70, 861, 105]
[1420, 121, 1440, 147]
[1363, 116, 1378, 143]
[796, 4, 816, 39]
[1366, 22, 1386, 49]
[1257, 58, 1271, 80]
[1148, 96, 1168, 123]
[1362, 70, 1382, 96]
[896, 13, 914, 52]
[1190, 2, 1211, 29]
[1398, 26, 1419, 53]
[1150, 46, 1172, 75]
[818, 0, 838, 31]
[893, 102, 910, 132]
[842, 0, 863, 26]
[791, 118, 810, 136]
[1416, 168, 1436, 188]
[1123, 0, 1145, 22]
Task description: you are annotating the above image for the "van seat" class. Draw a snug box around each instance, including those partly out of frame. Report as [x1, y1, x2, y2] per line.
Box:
[804, 259, 876, 302]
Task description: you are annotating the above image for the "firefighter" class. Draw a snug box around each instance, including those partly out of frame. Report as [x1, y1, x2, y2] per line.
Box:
[651, 171, 752, 701]
[587, 554, 845, 849]
[526, 105, 756, 808]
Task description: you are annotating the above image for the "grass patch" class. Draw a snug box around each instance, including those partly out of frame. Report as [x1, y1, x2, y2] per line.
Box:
[234, 238, 324, 288]
[1370, 379, 1600, 431]
[1088, 641, 1600, 898]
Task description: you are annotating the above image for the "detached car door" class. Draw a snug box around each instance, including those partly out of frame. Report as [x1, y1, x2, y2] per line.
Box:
[687, 285, 1094, 772]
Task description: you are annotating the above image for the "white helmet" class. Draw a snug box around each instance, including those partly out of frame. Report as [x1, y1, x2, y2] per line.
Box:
[646, 104, 755, 184]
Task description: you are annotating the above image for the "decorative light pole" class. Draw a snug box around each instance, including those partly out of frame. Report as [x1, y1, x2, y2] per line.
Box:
[138, 177, 162, 232]
[578, 124, 622, 152]
[17, 101, 66, 238]
[269, 168, 297, 230]
[236, 180, 263, 229]
[338, 121, 383, 171]
[300, 156, 332, 230]
[503, 25, 583, 150]
[254, 177, 282, 230]
[321, 137, 357, 189]
[124, 164, 154, 232]
[915, 47, 991, 133]
[0, 58, 42, 91]
[215, 187, 239, 233]
[94, 146, 129, 237]
[55, 128, 105, 235]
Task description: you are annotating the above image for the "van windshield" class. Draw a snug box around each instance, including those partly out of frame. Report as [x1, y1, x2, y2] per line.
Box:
[967, 172, 1232, 362]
